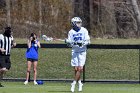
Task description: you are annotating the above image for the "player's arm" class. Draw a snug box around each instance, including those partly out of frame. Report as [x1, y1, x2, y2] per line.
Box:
[37, 40, 41, 48]
[0, 48, 6, 52]
[83, 30, 90, 46]
[0, 43, 6, 52]
[65, 32, 74, 47]
[27, 37, 32, 48]
[0, 36, 6, 52]
[11, 38, 16, 48]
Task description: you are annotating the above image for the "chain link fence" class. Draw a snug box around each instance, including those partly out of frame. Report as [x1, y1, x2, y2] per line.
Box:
[3, 44, 140, 83]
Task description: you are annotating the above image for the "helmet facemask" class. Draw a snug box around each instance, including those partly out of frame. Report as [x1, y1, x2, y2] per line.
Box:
[71, 17, 82, 32]
[75, 21, 82, 28]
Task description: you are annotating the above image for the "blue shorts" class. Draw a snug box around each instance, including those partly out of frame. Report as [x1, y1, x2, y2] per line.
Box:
[27, 58, 38, 62]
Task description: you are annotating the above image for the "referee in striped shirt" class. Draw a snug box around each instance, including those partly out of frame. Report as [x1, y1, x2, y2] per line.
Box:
[0, 27, 16, 87]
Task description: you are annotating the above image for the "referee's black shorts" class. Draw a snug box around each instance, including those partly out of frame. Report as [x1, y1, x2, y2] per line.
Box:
[0, 55, 11, 70]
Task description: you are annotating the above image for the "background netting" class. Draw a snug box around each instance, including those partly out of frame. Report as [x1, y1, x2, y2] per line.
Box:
[4, 48, 139, 81]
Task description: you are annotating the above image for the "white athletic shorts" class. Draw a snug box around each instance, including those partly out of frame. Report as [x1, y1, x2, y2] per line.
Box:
[71, 51, 87, 67]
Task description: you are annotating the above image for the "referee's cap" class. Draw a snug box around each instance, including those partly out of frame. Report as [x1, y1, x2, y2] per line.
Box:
[5, 27, 11, 30]
[4, 26, 12, 37]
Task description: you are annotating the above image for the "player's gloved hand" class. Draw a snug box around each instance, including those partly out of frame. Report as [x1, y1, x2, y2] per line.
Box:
[83, 40, 90, 46]
[73, 42, 83, 47]
[65, 39, 73, 47]
[77, 42, 83, 47]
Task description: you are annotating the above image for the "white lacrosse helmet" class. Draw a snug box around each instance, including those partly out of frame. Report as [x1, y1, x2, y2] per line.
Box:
[71, 17, 82, 27]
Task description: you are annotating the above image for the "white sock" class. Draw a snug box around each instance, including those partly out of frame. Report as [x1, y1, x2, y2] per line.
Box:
[72, 80, 76, 84]
[78, 80, 82, 84]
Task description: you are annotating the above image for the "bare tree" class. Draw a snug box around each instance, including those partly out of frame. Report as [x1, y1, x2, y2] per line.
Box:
[2, 0, 140, 38]
[89, 0, 94, 35]
[6, 0, 11, 27]
[39, 0, 42, 37]
[131, 0, 140, 36]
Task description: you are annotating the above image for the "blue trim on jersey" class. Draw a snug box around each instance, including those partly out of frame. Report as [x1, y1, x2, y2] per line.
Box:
[73, 26, 81, 32]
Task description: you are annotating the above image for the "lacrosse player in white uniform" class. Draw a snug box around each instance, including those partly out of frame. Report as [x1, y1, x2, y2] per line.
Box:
[65, 17, 90, 92]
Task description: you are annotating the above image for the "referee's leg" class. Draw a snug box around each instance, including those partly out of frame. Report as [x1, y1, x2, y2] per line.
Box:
[0, 56, 10, 87]
[0, 68, 7, 87]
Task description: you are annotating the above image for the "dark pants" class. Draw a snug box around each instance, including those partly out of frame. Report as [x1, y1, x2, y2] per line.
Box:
[0, 55, 11, 70]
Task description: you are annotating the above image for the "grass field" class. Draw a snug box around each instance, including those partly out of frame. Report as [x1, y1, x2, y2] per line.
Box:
[0, 81, 140, 93]
[5, 48, 138, 80]
[2, 38, 139, 81]
[15, 38, 140, 44]
[1, 38, 140, 93]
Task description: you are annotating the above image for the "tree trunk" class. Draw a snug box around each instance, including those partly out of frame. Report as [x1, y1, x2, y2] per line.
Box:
[39, 0, 42, 37]
[89, 0, 94, 35]
[6, 0, 11, 27]
[83, 0, 90, 32]
[131, 0, 140, 36]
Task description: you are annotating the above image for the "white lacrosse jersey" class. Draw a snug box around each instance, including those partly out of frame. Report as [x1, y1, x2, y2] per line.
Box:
[67, 27, 90, 53]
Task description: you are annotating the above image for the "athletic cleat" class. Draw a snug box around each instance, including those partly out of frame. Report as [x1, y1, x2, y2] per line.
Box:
[71, 83, 76, 92]
[34, 81, 38, 85]
[78, 83, 83, 92]
[24, 81, 28, 85]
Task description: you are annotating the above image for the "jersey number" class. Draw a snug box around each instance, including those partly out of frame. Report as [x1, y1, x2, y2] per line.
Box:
[74, 37, 82, 41]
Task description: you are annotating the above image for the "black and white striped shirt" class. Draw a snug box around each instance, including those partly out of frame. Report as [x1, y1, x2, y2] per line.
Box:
[0, 34, 14, 56]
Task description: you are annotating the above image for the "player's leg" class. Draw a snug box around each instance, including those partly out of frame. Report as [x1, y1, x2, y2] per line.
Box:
[33, 60, 38, 85]
[26, 61, 32, 80]
[71, 66, 82, 92]
[77, 66, 83, 92]
[71, 52, 79, 82]
[24, 60, 32, 85]
[71, 52, 78, 92]
[71, 67, 77, 92]
[0, 69, 7, 87]
[0, 69, 5, 87]
[77, 51, 87, 91]
[0, 56, 4, 84]
[0, 56, 9, 87]
[75, 66, 83, 83]
[0, 70, 4, 87]
[74, 66, 81, 82]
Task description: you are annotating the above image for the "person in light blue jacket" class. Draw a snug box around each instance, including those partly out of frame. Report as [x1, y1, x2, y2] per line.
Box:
[24, 33, 41, 85]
